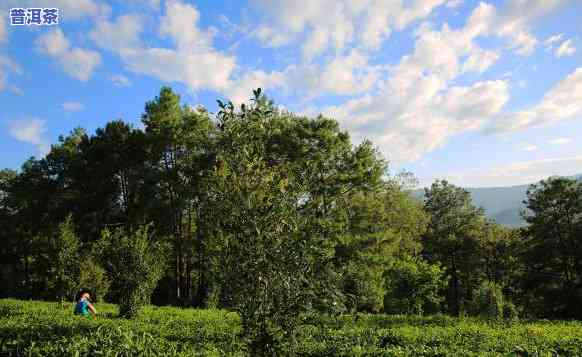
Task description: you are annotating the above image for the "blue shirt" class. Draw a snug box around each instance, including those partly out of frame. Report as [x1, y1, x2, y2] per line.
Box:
[74, 297, 90, 316]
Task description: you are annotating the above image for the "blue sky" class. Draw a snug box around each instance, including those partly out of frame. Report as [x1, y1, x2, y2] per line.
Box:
[1, 0, 581, 187]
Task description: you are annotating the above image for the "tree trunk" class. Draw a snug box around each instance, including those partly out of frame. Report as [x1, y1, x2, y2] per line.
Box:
[175, 246, 181, 302]
[450, 254, 460, 316]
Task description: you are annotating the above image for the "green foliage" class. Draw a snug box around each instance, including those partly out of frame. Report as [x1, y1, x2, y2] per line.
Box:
[3, 299, 582, 356]
[3, 85, 582, 325]
[503, 301, 519, 321]
[422, 180, 487, 316]
[383, 257, 447, 315]
[469, 281, 504, 319]
[78, 256, 110, 303]
[142, 87, 215, 305]
[95, 225, 168, 318]
[478, 223, 523, 288]
[335, 180, 428, 313]
[341, 261, 385, 313]
[209, 89, 348, 356]
[53, 215, 80, 302]
[522, 177, 582, 319]
[0, 299, 243, 356]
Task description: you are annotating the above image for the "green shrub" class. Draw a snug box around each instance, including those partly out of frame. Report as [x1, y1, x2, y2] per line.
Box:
[503, 301, 519, 321]
[2, 299, 582, 356]
[78, 256, 111, 303]
[52, 215, 81, 302]
[95, 225, 168, 318]
[342, 261, 385, 313]
[470, 281, 504, 319]
[383, 257, 447, 315]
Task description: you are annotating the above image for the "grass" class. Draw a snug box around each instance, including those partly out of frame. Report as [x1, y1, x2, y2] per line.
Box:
[1, 299, 582, 356]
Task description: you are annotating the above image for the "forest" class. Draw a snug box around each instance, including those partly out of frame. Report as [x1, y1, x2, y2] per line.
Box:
[1, 87, 582, 355]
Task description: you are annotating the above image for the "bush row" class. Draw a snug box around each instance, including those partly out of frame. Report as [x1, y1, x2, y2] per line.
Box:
[2, 299, 582, 356]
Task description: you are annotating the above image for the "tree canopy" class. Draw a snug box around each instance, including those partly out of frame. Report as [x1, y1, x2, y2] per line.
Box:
[1, 87, 581, 353]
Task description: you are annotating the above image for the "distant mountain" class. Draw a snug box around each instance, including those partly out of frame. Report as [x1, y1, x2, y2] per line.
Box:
[413, 174, 582, 228]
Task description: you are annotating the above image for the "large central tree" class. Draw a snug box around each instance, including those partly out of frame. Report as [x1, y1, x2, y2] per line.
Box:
[205, 90, 386, 355]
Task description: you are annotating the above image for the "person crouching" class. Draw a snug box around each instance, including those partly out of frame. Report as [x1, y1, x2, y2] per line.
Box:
[74, 289, 97, 318]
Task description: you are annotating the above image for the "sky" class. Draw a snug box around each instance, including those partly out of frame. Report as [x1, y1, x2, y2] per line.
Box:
[0, 0, 581, 188]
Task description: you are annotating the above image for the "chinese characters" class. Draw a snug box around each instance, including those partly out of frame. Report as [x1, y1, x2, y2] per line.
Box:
[10, 8, 59, 26]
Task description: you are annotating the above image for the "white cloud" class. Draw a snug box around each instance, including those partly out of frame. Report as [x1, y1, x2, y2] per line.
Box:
[91, 2, 236, 92]
[109, 74, 131, 87]
[304, 6, 511, 162]
[423, 155, 582, 187]
[548, 137, 572, 145]
[488, 67, 582, 133]
[120, 0, 160, 11]
[493, 0, 569, 56]
[462, 48, 499, 74]
[80, 0, 568, 122]
[251, 26, 291, 47]
[250, 0, 565, 60]
[90, 14, 143, 53]
[555, 39, 576, 57]
[286, 2, 573, 162]
[315, 50, 380, 94]
[442, 81, 509, 125]
[122, 48, 235, 92]
[0, 55, 22, 92]
[217, 14, 245, 40]
[35, 29, 101, 81]
[49, 0, 110, 20]
[251, 0, 351, 57]
[516, 80, 527, 88]
[462, 1, 570, 57]
[446, 0, 463, 8]
[508, 31, 538, 56]
[36, 30, 70, 57]
[8, 118, 50, 155]
[316, 78, 509, 162]
[544, 33, 564, 46]
[518, 143, 538, 152]
[159, 1, 213, 51]
[280, 50, 382, 98]
[222, 50, 384, 103]
[309, 22, 578, 162]
[61, 48, 102, 81]
[148, 0, 161, 9]
[0, 11, 6, 44]
[62, 101, 84, 112]
[251, 0, 448, 59]
[358, 0, 449, 50]
[0, 74, 7, 92]
[224, 70, 285, 104]
[9, 86, 23, 95]
[543, 34, 576, 57]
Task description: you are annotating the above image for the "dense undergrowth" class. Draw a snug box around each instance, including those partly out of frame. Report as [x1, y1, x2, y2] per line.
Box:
[2, 299, 582, 356]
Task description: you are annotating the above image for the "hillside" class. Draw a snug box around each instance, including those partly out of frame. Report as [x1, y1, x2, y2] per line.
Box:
[414, 174, 582, 228]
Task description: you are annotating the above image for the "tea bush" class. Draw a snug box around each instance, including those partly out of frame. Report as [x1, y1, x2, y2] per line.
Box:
[2, 299, 582, 356]
[0, 299, 244, 356]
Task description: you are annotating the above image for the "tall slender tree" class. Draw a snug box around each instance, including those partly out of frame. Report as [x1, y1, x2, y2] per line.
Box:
[522, 177, 582, 318]
[141, 87, 213, 304]
[52, 215, 80, 303]
[423, 180, 485, 315]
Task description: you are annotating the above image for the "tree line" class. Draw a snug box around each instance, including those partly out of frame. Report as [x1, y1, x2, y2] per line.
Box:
[1, 87, 581, 352]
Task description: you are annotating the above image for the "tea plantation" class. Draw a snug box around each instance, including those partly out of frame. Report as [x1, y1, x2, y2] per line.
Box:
[2, 299, 582, 356]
